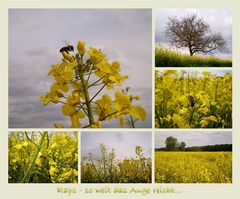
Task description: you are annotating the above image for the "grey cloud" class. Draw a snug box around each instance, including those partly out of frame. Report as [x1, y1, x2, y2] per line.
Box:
[9, 9, 152, 128]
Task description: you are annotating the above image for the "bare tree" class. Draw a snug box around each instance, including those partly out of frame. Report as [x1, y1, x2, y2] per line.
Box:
[165, 13, 227, 56]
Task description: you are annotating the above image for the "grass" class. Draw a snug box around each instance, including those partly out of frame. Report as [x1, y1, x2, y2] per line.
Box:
[155, 47, 232, 67]
[155, 151, 232, 183]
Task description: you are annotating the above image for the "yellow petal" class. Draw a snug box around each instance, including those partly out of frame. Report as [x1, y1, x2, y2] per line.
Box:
[172, 114, 186, 128]
[181, 96, 189, 107]
[61, 105, 76, 116]
[90, 121, 102, 128]
[106, 83, 114, 90]
[63, 70, 74, 81]
[15, 144, 22, 150]
[120, 116, 125, 126]
[22, 141, 28, 147]
[40, 96, 50, 106]
[102, 94, 112, 104]
[50, 83, 60, 93]
[54, 76, 65, 84]
[61, 84, 69, 92]
[129, 106, 147, 121]
[68, 61, 78, 69]
[62, 51, 74, 63]
[114, 92, 131, 110]
[111, 61, 120, 70]
[71, 114, 80, 127]
[99, 62, 111, 73]
[77, 110, 86, 119]
[77, 41, 86, 56]
[109, 76, 117, 83]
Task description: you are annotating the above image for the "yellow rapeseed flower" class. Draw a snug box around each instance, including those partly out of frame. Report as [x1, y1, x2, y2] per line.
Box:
[77, 40, 86, 56]
[87, 47, 105, 64]
[95, 94, 115, 120]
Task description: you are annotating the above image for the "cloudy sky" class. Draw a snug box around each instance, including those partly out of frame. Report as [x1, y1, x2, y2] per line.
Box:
[155, 9, 232, 60]
[9, 9, 152, 128]
[155, 131, 232, 148]
[81, 131, 152, 159]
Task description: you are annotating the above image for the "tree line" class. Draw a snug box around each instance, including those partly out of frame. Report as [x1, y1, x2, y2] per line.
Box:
[155, 136, 232, 151]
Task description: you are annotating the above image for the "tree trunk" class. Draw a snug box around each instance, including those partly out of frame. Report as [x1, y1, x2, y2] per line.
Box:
[189, 47, 194, 56]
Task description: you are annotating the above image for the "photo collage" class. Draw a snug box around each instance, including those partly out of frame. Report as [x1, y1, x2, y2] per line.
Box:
[8, 8, 232, 184]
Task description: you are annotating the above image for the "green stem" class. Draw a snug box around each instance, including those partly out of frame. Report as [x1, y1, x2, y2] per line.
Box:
[82, 110, 119, 128]
[130, 116, 135, 128]
[89, 155, 102, 182]
[79, 58, 94, 126]
[20, 132, 47, 183]
[102, 153, 106, 181]
[189, 107, 195, 126]
[24, 132, 38, 148]
[155, 107, 161, 127]
[140, 156, 144, 172]
[88, 76, 106, 88]
[89, 84, 106, 103]
[81, 76, 94, 125]
[86, 64, 94, 85]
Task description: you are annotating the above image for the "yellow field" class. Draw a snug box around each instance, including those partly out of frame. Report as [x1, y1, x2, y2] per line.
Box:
[155, 152, 232, 183]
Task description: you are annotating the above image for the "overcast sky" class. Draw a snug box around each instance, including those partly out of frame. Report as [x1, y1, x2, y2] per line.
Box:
[155, 9, 232, 60]
[81, 131, 152, 159]
[9, 9, 152, 128]
[155, 131, 232, 148]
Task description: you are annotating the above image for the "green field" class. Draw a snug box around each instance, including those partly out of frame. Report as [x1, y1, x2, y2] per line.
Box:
[155, 152, 232, 183]
[155, 47, 232, 67]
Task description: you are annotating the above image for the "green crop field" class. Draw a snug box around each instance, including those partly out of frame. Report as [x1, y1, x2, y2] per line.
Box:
[155, 47, 232, 67]
[155, 152, 232, 183]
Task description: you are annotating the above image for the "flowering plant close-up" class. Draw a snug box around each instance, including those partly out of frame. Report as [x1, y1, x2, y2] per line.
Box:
[40, 41, 147, 128]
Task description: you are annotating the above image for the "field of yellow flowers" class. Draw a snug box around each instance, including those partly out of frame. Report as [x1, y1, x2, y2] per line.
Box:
[155, 70, 232, 128]
[8, 131, 78, 183]
[81, 144, 151, 183]
[155, 152, 232, 183]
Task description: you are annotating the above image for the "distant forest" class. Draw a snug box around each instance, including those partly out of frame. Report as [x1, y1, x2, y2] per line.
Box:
[155, 144, 232, 152]
[156, 136, 232, 151]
